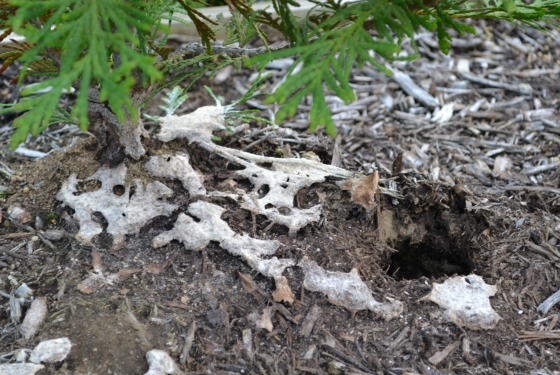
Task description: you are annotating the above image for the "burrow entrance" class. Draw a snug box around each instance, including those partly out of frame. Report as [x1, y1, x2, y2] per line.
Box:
[379, 180, 484, 280]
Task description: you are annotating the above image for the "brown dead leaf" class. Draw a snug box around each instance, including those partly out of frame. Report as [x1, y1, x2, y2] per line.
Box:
[341, 171, 379, 210]
[272, 276, 294, 304]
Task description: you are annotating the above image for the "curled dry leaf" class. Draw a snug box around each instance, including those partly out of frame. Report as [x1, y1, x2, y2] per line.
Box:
[341, 171, 379, 211]
[272, 276, 294, 304]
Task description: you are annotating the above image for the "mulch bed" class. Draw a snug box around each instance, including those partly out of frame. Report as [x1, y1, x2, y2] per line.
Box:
[1, 19, 560, 374]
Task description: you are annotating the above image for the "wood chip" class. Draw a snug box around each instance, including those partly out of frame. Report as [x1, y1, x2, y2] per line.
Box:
[428, 340, 460, 365]
[300, 304, 321, 338]
[460, 71, 533, 95]
[180, 320, 197, 366]
[495, 352, 534, 367]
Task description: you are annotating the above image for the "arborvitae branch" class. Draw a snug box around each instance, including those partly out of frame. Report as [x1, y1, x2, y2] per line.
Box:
[0, 0, 558, 146]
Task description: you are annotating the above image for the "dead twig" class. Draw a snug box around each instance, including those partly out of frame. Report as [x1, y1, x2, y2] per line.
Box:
[519, 330, 560, 341]
[524, 241, 560, 263]
[504, 185, 560, 195]
[537, 289, 560, 315]
[321, 345, 371, 373]
[428, 340, 460, 366]
[460, 72, 533, 95]
[522, 161, 560, 176]
[387, 68, 439, 108]
[180, 320, 197, 367]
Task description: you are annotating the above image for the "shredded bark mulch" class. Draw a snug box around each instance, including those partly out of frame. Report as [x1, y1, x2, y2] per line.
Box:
[1, 20, 560, 374]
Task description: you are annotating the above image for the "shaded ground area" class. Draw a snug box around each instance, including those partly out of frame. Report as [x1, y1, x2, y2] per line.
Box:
[1, 20, 560, 374]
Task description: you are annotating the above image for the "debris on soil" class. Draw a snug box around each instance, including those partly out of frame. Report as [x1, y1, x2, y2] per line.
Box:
[20, 297, 47, 342]
[152, 201, 295, 303]
[145, 153, 206, 197]
[299, 257, 403, 320]
[29, 337, 72, 364]
[57, 163, 177, 249]
[247, 306, 274, 332]
[7, 204, 32, 225]
[341, 170, 379, 211]
[420, 274, 501, 330]
[0, 338, 71, 375]
[3, 19, 560, 374]
[145, 349, 183, 375]
[0, 363, 44, 375]
[157, 105, 354, 233]
[77, 250, 141, 294]
[537, 288, 560, 315]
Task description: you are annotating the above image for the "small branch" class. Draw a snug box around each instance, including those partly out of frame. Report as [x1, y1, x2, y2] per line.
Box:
[537, 288, 560, 315]
[460, 72, 533, 95]
[364, 66, 439, 108]
[504, 185, 560, 195]
[176, 40, 290, 59]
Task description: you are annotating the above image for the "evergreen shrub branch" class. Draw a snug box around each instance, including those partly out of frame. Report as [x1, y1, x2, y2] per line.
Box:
[0, 0, 558, 148]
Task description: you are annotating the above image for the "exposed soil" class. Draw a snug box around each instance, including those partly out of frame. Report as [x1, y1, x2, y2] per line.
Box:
[1, 20, 560, 375]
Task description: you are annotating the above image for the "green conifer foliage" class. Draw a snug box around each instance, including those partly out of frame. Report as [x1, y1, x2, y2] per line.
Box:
[0, 0, 559, 147]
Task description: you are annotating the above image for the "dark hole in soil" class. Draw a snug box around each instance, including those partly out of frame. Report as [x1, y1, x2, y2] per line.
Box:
[258, 184, 270, 198]
[257, 162, 273, 169]
[188, 213, 201, 223]
[113, 184, 125, 196]
[225, 161, 245, 171]
[384, 182, 481, 280]
[92, 211, 108, 230]
[388, 235, 474, 280]
[278, 206, 291, 215]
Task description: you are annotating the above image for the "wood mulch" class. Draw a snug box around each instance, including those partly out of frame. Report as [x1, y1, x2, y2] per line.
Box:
[1, 19, 560, 374]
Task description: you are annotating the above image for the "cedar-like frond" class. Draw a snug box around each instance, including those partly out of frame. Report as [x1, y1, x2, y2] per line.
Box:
[0, 39, 57, 76]
[2, 0, 559, 146]
[250, 0, 559, 136]
[175, 0, 218, 53]
[7, 0, 162, 147]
